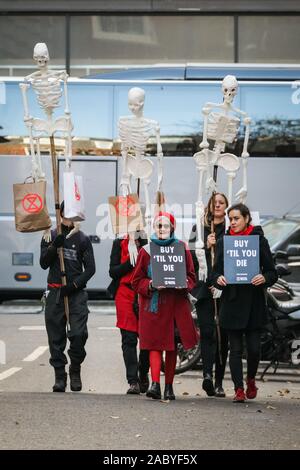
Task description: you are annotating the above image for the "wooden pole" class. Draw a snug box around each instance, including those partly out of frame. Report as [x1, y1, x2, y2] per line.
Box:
[210, 165, 222, 365]
[50, 135, 71, 332]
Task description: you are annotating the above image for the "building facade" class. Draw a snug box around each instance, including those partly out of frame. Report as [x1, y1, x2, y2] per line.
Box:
[0, 0, 300, 76]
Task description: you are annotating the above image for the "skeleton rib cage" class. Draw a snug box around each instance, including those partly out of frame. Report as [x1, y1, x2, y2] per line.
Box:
[119, 117, 159, 154]
[207, 112, 240, 144]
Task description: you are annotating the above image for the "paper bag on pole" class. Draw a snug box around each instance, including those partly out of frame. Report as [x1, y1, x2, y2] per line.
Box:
[63, 172, 85, 221]
[108, 193, 144, 235]
[13, 179, 52, 232]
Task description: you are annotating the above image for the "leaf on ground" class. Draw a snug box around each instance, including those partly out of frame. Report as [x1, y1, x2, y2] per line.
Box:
[135, 434, 142, 438]
[109, 416, 120, 419]
[267, 405, 276, 410]
[182, 392, 189, 395]
[175, 381, 181, 384]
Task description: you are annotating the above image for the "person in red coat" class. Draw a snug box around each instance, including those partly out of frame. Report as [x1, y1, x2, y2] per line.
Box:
[108, 231, 149, 395]
[132, 212, 198, 400]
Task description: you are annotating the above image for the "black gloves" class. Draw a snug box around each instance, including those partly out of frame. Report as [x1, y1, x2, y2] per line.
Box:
[52, 234, 64, 248]
[60, 282, 77, 297]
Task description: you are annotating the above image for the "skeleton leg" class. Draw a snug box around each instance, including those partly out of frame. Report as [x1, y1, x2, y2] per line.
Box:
[195, 200, 207, 281]
[28, 125, 39, 180]
[143, 177, 152, 238]
[64, 133, 72, 171]
[35, 137, 46, 181]
[120, 149, 131, 197]
[227, 171, 236, 207]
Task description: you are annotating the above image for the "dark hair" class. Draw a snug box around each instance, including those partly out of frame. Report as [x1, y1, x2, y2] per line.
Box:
[227, 203, 252, 225]
[204, 192, 229, 227]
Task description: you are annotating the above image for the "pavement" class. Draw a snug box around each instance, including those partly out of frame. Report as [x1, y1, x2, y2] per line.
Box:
[0, 301, 300, 450]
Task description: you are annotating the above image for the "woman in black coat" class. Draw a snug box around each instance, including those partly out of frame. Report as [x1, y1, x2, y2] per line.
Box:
[211, 203, 278, 403]
[107, 231, 149, 395]
[189, 193, 229, 398]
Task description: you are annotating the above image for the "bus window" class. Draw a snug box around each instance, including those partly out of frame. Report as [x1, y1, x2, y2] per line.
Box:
[0, 80, 114, 157]
[238, 84, 300, 158]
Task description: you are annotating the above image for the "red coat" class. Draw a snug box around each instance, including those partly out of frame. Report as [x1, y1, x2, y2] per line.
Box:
[115, 238, 138, 333]
[132, 241, 198, 351]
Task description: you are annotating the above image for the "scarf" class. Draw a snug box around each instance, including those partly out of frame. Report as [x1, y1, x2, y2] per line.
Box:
[229, 224, 254, 236]
[147, 233, 179, 313]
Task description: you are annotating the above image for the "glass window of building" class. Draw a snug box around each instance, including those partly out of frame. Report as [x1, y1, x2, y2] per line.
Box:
[70, 15, 234, 76]
[0, 16, 66, 76]
[238, 16, 300, 63]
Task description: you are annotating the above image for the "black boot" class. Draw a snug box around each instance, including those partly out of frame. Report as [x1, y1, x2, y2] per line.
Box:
[146, 382, 161, 400]
[164, 384, 175, 400]
[69, 364, 82, 392]
[139, 374, 150, 394]
[202, 373, 215, 397]
[53, 368, 67, 392]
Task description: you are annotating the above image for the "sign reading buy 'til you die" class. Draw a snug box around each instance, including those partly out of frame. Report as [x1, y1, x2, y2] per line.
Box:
[223, 235, 260, 284]
[150, 242, 187, 288]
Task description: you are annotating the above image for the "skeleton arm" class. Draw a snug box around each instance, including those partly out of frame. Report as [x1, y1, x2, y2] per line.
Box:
[155, 123, 163, 191]
[19, 82, 40, 180]
[61, 72, 70, 115]
[232, 107, 251, 203]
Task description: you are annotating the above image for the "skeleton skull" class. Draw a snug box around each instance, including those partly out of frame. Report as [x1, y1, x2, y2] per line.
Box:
[128, 87, 145, 118]
[222, 75, 238, 105]
[33, 43, 49, 69]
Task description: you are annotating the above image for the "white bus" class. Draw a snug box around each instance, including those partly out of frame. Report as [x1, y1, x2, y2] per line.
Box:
[1, 64, 300, 300]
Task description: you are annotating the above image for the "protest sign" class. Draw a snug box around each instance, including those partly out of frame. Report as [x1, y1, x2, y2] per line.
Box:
[150, 242, 187, 288]
[224, 235, 260, 284]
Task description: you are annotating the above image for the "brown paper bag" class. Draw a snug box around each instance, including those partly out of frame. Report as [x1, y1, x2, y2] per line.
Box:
[108, 193, 144, 235]
[13, 179, 52, 232]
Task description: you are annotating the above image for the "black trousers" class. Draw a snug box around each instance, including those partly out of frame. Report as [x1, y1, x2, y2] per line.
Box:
[228, 329, 261, 390]
[120, 329, 149, 385]
[45, 289, 89, 369]
[196, 298, 229, 385]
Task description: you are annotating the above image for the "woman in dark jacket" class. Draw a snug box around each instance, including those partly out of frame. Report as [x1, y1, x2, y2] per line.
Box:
[211, 203, 278, 402]
[189, 193, 229, 398]
[108, 231, 149, 395]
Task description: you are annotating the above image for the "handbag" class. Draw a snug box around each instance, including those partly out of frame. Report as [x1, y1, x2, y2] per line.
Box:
[13, 177, 52, 232]
[63, 171, 85, 221]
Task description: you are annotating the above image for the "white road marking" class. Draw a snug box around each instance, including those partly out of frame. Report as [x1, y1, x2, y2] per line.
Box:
[23, 346, 49, 362]
[19, 326, 46, 331]
[0, 367, 22, 381]
[97, 327, 118, 330]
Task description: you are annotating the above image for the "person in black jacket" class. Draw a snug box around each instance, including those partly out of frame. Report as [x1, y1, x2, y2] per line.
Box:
[40, 202, 96, 392]
[211, 203, 278, 403]
[108, 231, 149, 395]
[189, 193, 229, 398]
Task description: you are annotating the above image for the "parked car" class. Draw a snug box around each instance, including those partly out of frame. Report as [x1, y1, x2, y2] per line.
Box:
[262, 215, 300, 292]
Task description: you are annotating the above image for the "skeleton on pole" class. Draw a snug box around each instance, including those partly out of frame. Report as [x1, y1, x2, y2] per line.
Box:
[19, 42, 76, 330]
[118, 87, 164, 264]
[19, 43, 73, 181]
[193, 75, 251, 279]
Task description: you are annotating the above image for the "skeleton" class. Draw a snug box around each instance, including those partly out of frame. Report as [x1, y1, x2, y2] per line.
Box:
[118, 87, 163, 262]
[19, 43, 73, 181]
[193, 75, 251, 279]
